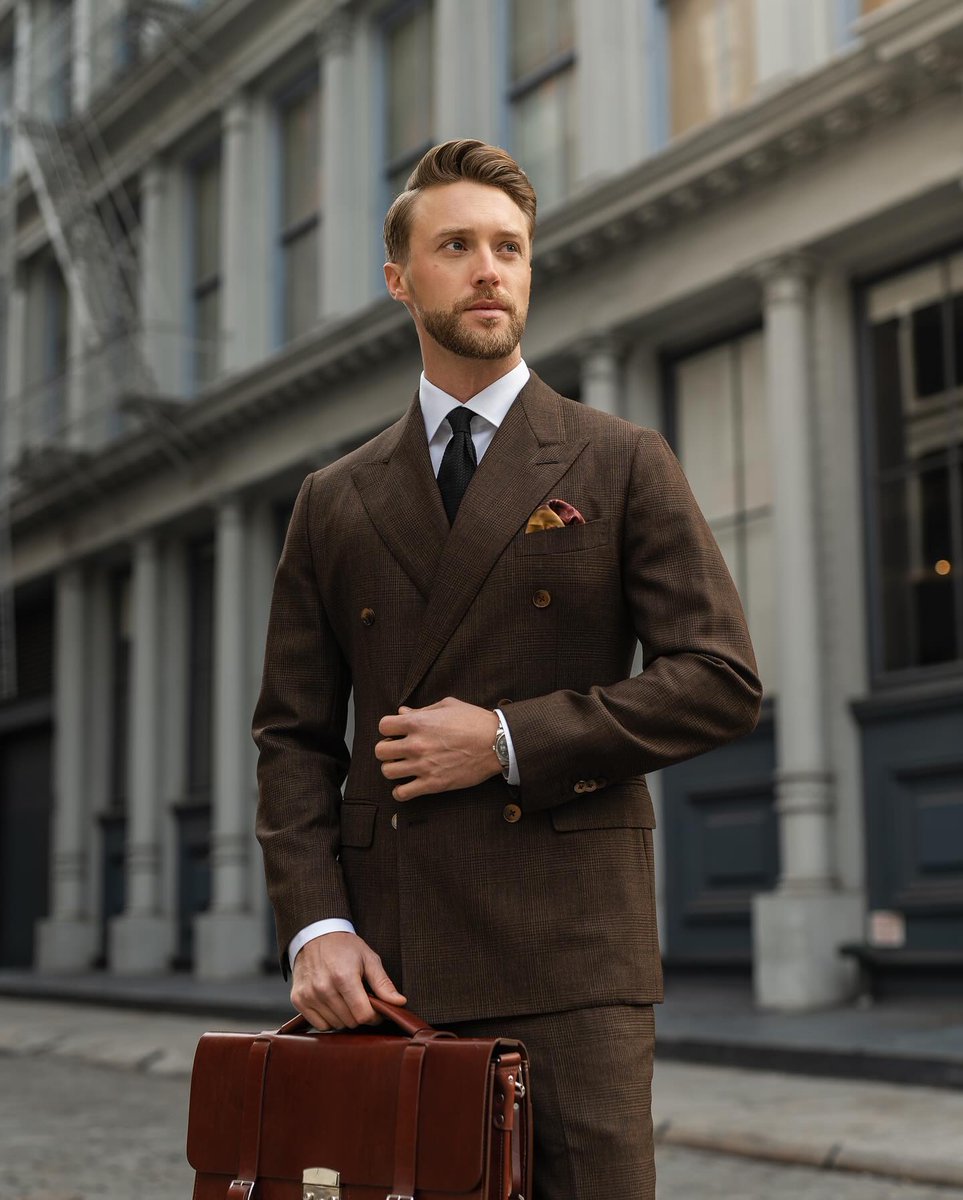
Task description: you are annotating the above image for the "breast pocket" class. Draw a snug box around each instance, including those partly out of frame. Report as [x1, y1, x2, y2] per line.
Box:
[517, 518, 610, 556]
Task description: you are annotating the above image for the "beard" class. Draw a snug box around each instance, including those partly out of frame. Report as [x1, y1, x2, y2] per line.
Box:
[417, 290, 527, 360]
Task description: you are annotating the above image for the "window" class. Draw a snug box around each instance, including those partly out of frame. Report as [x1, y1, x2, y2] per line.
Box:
[48, 0, 73, 123]
[189, 151, 221, 389]
[23, 258, 69, 445]
[865, 254, 963, 673]
[671, 331, 776, 689]
[278, 76, 320, 343]
[186, 538, 214, 800]
[383, 1, 434, 201]
[665, 0, 756, 138]
[508, 0, 576, 211]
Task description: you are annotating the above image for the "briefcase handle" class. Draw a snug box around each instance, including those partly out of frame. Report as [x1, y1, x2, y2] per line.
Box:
[276, 997, 434, 1039]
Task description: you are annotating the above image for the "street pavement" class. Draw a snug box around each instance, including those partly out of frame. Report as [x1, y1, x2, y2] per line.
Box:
[1, 998, 963, 1199]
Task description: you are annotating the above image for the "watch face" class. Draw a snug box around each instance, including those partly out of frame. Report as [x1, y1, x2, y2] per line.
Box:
[495, 730, 509, 767]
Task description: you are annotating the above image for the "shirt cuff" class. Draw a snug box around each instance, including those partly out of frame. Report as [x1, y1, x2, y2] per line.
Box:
[288, 918, 356, 973]
[494, 708, 520, 787]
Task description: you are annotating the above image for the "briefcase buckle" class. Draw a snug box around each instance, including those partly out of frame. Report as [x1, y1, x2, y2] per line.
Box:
[386, 1194, 414, 1200]
[303, 1167, 341, 1200]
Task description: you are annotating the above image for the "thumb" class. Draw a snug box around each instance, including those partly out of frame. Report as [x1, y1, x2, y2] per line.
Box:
[398, 705, 413, 714]
[363, 949, 407, 1004]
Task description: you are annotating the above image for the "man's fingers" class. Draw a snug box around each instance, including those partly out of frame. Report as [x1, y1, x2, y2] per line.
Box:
[363, 951, 407, 1007]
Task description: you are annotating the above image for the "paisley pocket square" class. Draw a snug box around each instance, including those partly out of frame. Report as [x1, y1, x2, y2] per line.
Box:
[525, 498, 586, 533]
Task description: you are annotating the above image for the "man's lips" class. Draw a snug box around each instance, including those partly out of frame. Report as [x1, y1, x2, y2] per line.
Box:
[464, 300, 509, 315]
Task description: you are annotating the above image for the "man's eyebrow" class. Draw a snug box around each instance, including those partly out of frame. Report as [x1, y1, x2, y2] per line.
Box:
[434, 226, 527, 242]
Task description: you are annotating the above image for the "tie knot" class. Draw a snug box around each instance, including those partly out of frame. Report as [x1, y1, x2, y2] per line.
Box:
[446, 406, 474, 436]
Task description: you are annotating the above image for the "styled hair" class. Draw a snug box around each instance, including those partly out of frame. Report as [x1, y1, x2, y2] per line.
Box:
[383, 139, 537, 264]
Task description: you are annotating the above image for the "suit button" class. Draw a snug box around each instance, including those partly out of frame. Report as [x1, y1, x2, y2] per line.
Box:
[360, 607, 375, 626]
[532, 589, 551, 609]
[496, 698, 512, 707]
[391, 812, 398, 830]
[574, 781, 587, 794]
[503, 803, 522, 823]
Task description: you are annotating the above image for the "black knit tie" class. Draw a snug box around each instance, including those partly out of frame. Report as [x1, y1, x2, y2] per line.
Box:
[437, 406, 477, 524]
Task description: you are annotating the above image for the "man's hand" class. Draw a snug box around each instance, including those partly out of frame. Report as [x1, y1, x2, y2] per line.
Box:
[290, 932, 406, 1030]
[376, 697, 501, 802]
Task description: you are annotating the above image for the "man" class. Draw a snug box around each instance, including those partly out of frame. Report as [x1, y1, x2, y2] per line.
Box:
[254, 139, 761, 1200]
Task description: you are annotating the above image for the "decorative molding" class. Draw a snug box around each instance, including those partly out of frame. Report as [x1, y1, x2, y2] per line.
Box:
[317, 1, 354, 57]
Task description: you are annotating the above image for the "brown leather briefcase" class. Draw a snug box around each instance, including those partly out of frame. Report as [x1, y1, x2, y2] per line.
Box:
[186, 998, 532, 1200]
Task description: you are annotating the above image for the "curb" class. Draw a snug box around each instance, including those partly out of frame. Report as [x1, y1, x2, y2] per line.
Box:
[654, 1121, 963, 1190]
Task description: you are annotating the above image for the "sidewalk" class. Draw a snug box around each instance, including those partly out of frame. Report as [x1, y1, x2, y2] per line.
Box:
[1, 991, 962, 1190]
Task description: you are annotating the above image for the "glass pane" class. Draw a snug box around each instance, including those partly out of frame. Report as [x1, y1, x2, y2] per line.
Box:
[0, 51, 12, 185]
[879, 466, 957, 670]
[284, 223, 319, 343]
[676, 343, 737, 522]
[386, 3, 433, 166]
[952, 294, 963, 388]
[512, 65, 575, 212]
[511, 0, 574, 82]
[872, 318, 907, 471]
[193, 156, 221, 284]
[669, 0, 716, 136]
[745, 513, 776, 694]
[722, 0, 756, 110]
[912, 302, 946, 399]
[194, 288, 219, 387]
[282, 83, 320, 229]
[737, 331, 771, 511]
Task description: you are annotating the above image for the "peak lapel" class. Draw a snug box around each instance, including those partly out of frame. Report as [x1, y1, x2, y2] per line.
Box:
[352, 396, 449, 601]
[399, 375, 588, 702]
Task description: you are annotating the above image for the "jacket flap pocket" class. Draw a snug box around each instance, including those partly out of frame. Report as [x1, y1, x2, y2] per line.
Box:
[340, 801, 377, 847]
[518, 518, 609, 555]
[551, 782, 655, 831]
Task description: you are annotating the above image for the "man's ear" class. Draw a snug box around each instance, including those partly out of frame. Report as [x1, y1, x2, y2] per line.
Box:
[384, 261, 409, 304]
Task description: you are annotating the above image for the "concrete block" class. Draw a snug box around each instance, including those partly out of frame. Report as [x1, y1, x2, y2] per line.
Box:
[193, 911, 264, 980]
[752, 888, 862, 1010]
[34, 918, 98, 972]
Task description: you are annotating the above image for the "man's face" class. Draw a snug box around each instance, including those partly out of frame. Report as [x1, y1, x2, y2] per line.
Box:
[385, 181, 532, 361]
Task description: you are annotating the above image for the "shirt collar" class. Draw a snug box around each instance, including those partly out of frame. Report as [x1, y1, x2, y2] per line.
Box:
[419, 360, 530, 444]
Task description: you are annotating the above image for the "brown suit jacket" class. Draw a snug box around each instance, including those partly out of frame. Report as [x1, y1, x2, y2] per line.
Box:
[253, 372, 761, 1024]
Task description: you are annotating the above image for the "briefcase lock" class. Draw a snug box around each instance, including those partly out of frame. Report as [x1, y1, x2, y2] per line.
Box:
[303, 1167, 341, 1200]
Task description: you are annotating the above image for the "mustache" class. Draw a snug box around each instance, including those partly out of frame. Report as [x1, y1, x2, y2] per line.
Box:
[456, 289, 516, 314]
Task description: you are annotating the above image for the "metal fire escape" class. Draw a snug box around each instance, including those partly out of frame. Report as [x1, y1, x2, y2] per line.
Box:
[0, 0, 205, 698]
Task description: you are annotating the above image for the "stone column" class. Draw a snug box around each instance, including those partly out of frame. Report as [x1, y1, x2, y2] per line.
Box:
[751, 256, 860, 1009]
[574, 0, 647, 182]
[35, 566, 98, 969]
[319, 4, 358, 319]
[195, 497, 262, 977]
[71, 0, 93, 113]
[3, 272, 27, 469]
[110, 534, 169, 971]
[220, 94, 254, 373]
[579, 336, 623, 416]
[434, 0, 498, 144]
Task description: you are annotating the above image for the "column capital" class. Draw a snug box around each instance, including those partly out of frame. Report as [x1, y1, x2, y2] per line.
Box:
[751, 252, 819, 302]
[317, 1, 355, 57]
[140, 160, 167, 200]
[575, 332, 628, 366]
[222, 91, 251, 135]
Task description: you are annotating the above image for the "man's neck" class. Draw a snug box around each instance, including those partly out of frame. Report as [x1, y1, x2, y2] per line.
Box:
[420, 344, 523, 403]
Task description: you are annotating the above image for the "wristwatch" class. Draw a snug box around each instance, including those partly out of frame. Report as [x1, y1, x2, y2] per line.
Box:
[492, 712, 511, 780]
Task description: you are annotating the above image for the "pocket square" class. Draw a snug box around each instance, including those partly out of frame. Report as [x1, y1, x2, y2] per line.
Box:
[525, 498, 586, 533]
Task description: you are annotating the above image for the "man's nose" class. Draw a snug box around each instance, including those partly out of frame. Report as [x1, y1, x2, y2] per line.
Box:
[472, 250, 500, 288]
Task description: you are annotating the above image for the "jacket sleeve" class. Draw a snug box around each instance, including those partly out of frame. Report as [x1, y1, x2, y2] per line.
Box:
[500, 428, 763, 812]
[252, 474, 354, 970]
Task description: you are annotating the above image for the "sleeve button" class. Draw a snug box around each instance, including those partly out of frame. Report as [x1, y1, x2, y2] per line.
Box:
[360, 607, 375, 626]
[503, 803, 522, 823]
[532, 589, 552, 608]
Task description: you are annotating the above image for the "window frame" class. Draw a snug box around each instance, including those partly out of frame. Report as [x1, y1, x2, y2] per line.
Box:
[857, 243, 963, 688]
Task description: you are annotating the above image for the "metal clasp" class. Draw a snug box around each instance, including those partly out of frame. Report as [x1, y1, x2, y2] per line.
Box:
[303, 1167, 341, 1200]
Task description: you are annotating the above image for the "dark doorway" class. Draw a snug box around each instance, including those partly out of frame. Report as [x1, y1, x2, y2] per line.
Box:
[0, 727, 53, 966]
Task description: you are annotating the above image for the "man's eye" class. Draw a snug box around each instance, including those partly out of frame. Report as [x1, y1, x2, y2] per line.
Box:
[502, 242, 521, 254]
[445, 240, 467, 251]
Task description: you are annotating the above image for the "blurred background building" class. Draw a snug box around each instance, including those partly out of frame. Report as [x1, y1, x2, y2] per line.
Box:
[0, 0, 961, 1007]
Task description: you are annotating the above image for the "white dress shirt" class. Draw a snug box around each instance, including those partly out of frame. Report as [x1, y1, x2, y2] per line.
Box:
[287, 360, 530, 970]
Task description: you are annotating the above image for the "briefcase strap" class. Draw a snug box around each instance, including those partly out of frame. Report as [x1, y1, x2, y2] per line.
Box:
[227, 1035, 272, 1200]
